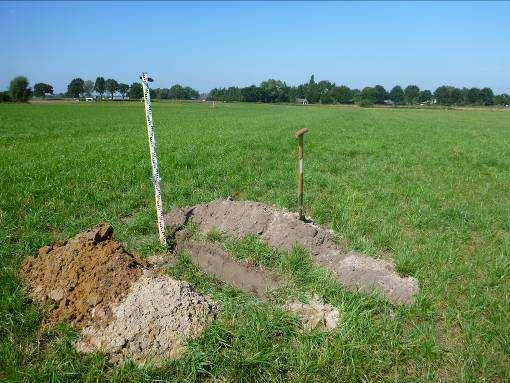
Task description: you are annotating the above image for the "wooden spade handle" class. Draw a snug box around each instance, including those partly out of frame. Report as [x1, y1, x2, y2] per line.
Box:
[294, 128, 309, 138]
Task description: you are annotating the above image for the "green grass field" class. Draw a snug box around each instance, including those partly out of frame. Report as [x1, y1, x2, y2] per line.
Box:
[1, 102, 509, 382]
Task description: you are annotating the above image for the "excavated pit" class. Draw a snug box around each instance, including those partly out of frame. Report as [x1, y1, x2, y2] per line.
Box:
[165, 199, 419, 306]
[176, 240, 285, 299]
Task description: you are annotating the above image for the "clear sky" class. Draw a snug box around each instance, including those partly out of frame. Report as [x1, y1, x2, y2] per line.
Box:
[1, 1, 509, 93]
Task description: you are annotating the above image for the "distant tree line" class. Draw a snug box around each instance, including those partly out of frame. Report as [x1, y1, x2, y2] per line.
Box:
[208, 75, 510, 107]
[1, 74, 509, 106]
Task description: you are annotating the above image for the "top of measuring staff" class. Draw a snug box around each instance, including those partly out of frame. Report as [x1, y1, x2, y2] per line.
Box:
[140, 73, 154, 82]
[294, 128, 309, 138]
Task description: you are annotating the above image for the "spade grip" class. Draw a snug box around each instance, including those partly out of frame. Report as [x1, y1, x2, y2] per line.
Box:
[294, 128, 309, 138]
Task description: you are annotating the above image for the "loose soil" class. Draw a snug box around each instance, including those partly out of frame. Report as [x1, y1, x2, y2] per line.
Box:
[165, 199, 419, 305]
[20, 224, 146, 329]
[20, 225, 217, 364]
[76, 271, 217, 365]
[286, 296, 341, 331]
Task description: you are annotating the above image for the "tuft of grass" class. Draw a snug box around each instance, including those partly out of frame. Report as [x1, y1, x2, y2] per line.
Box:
[1, 102, 509, 381]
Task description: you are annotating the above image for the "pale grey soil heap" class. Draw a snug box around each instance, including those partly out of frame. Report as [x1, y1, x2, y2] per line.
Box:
[165, 199, 419, 305]
[76, 271, 217, 365]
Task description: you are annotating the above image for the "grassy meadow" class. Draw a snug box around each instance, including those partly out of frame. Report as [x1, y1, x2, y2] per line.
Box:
[0, 101, 509, 382]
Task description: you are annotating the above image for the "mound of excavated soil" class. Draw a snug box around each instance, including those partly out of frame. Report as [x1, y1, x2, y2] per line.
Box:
[20, 225, 217, 365]
[76, 271, 217, 364]
[165, 200, 419, 305]
[20, 224, 146, 329]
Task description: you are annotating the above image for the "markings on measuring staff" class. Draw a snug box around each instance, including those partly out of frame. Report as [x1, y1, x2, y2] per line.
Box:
[140, 72, 166, 246]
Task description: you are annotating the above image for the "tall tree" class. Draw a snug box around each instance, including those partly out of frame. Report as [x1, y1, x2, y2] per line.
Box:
[33, 83, 53, 97]
[404, 85, 420, 104]
[83, 80, 94, 97]
[494, 93, 510, 105]
[330, 85, 353, 104]
[9, 76, 32, 102]
[129, 82, 143, 99]
[360, 87, 378, 104]
[434, 86, 462, 105]
[94, 77, 106, 99]
[105, 79, 118, 99]
[418, 90, 432, 103]
[373, 85, 387, 104]
[67, 78, 84, 98]
[389, 85, 405, 104]
[305, 74, 319, 103]
[479, 87, 494, 106]
[118, 83, 129, 99]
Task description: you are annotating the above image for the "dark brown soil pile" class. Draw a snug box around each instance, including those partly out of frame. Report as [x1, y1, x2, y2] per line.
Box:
[165, 200, 420, 306]
[20, 224, 147, 329]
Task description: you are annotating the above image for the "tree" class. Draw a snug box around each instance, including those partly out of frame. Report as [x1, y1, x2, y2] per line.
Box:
[129, 82, 143, 99]
[260, 79, 287, 102]
[317, 80, 334, 103]
[0, 91, 12, 102]
[67, 78, 84, 98]
[183, 86, 199, 100]
[305, 74, 320, 103]
[360, 87, 377, 105]
[241, 85, 260, 102]
[389, 85, 405, 104]
[404, 85, 420, 104]
[94, 77, 106, 99]
[9, 76, 32, 102]
[329, 85, 353, 104]
[465, 88, 481, 104]
[169, 84, 185, 99]
[83, 80, 94, 97]
[494, 93, 510, 105]
[418, 90, 432, 103]
[118, 83, 130, 99]
[434, 86, 462, 105]
[479, 87, 494, 106]
[105, 79, 118, 99]
[33, 83, 53, 97]
[373, 85, 387, 104]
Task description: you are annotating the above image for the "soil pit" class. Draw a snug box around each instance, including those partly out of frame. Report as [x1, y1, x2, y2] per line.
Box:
[176, 240, 285, 299]
[165, 199, 419, 306]
[20, 225, 217, 365]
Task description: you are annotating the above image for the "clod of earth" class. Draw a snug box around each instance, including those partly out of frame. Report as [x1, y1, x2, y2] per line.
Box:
[286, 296, 341, 331]
[165, 199, 419, 305]
[20, 225, 217, 364]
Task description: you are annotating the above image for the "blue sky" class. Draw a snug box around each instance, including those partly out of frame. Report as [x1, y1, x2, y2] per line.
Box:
[1, 1, 509, 93]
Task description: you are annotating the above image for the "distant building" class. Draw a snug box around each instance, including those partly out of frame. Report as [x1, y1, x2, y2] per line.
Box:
[296, 98, 309, 105]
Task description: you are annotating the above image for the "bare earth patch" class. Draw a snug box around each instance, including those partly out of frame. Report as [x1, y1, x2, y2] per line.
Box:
[20, 224, 145, 329]
[20, 225, 217, 364]
[165, 199, 419, 305]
